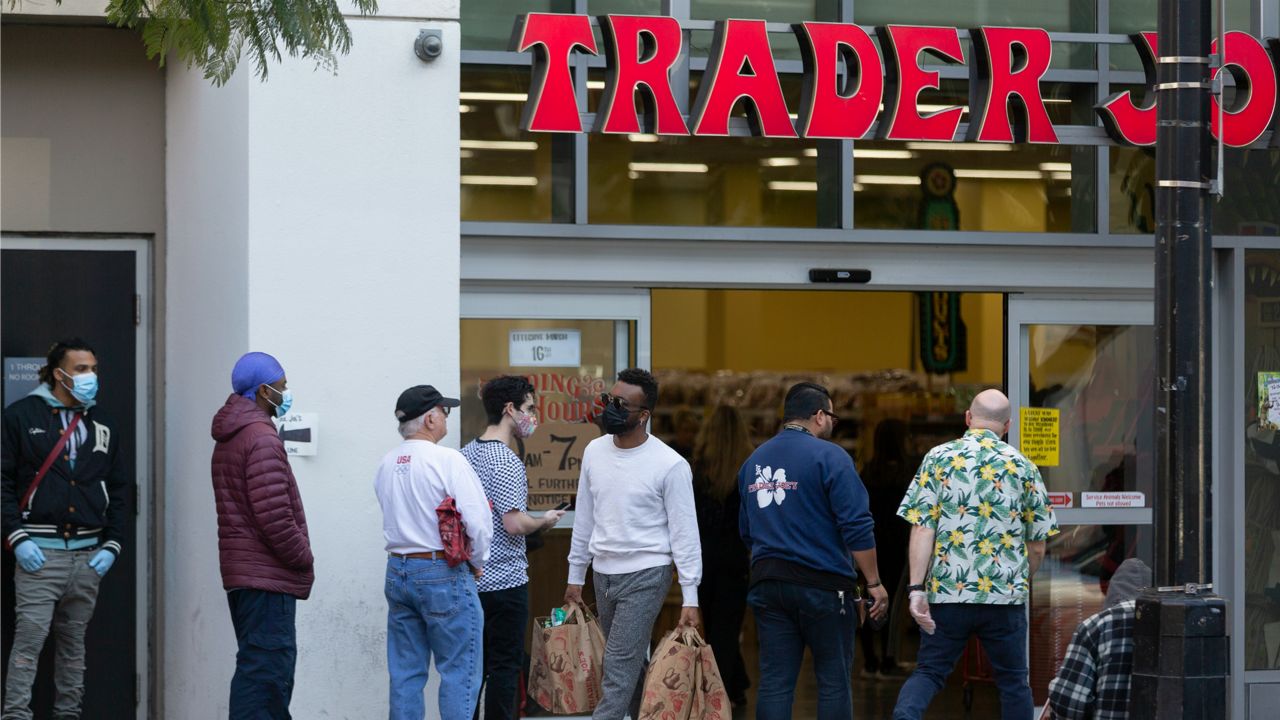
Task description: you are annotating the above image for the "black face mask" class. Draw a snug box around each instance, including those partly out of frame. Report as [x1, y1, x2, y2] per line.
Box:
[602, 403, 640, 435]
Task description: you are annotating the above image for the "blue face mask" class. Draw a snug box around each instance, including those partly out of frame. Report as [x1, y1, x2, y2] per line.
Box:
[264, 384, 293, 418]
[58, 370, 99, 404]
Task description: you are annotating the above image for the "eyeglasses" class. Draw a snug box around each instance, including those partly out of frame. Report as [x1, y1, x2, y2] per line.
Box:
[436, 405, 452, 418]
[818, 408, 840, 424]
[600, 393, 648, 413]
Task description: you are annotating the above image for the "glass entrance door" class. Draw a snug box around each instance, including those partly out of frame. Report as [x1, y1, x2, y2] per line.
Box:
[1007, 297, 1154, 708]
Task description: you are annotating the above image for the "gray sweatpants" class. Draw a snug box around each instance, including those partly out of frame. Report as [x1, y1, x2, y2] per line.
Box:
[2, 548, 103, 720]
[592, 565, 673, 720]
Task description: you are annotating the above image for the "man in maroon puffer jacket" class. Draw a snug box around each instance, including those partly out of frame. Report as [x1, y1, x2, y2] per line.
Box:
[211, 351, 314, 719]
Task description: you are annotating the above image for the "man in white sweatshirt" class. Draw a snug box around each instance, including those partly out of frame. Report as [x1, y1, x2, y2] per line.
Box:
[564, 368, 702, 720]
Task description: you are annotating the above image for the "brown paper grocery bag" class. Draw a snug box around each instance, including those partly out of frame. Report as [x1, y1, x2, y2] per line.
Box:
[528, 603, 605, 715]
[639, 628, 732, 720]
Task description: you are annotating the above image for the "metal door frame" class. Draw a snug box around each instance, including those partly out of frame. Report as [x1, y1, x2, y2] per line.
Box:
[0, 234, 152, 719]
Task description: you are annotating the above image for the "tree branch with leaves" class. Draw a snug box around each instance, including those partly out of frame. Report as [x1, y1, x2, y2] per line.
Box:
[94, 0, 378, 85]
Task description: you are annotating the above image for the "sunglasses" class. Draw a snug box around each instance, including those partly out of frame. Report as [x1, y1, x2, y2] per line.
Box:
[818, 408, 840, 424]
[600, 393, 648, 413]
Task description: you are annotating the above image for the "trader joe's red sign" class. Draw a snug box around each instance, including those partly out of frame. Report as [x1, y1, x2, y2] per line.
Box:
[512, 14, 1278, 147]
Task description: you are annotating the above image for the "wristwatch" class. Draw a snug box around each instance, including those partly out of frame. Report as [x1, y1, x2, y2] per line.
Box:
[907, 584, 926, 593]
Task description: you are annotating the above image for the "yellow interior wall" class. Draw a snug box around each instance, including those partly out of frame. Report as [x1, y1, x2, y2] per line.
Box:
[653, 290, 1004, 385]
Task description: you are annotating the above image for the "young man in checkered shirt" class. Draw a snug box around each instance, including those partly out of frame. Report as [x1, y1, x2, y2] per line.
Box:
[461, 376, 565, 720]
[1046, 559, 1152, 719]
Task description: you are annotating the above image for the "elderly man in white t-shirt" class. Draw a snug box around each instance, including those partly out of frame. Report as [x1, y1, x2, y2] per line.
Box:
[564, 368, 702, 720]
[374, 384, 492, 720]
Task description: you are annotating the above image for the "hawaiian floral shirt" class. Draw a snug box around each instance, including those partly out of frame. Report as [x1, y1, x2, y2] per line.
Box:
[896, 428, 1059, 605]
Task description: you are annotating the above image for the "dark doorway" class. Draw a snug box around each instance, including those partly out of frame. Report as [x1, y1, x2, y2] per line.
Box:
[1, 246, 139, 717]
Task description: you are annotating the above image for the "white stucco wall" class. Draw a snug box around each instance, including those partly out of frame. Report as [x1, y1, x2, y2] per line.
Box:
[164, 2, 461, 716]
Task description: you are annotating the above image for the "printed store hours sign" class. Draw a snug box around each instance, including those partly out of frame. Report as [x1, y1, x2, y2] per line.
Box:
[509, 329, 582, 368]
[1019, 406, 1060, 467]
[517, 421, 601, 510]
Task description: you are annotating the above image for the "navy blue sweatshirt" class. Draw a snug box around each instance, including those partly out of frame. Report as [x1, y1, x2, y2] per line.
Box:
[737, 428, 876, 586]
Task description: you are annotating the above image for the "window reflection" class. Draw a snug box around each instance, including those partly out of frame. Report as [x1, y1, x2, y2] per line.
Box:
[461, 68, 555, 222]
[1109, 145, 1155, 234]
[1029, 525, 1152, 704]
[1027, 325, 1154, 502]
[1244, 249, 1280, 670]
[462, 0, 564, 51]
[856, 0, 1095, 32]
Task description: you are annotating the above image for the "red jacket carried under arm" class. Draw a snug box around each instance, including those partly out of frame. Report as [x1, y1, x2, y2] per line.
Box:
[211, 393, 314, 599]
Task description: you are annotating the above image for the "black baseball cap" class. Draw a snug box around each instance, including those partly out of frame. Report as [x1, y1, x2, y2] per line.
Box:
[394, 385, 461, 422]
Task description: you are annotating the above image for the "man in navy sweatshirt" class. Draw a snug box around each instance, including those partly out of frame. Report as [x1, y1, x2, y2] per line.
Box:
[739, 381, 888, 720]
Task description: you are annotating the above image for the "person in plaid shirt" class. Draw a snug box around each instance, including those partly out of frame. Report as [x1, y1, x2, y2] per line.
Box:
[1046, 559, 1152, 719]
[892, 389, 1059, 720]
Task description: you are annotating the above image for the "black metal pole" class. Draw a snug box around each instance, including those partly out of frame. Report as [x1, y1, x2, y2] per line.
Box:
[1153, 0, 1212, 591]
[1130, 0, 1228, 717]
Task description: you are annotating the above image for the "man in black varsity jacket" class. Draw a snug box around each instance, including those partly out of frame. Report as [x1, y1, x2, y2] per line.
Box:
[1, 338, 128, 720]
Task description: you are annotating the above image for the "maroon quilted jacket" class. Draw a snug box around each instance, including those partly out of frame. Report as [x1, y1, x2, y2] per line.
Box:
[211, 393, 314, 599]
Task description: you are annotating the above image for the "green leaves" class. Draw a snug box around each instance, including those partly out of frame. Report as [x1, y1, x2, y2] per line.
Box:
[106, 0, 379, 85]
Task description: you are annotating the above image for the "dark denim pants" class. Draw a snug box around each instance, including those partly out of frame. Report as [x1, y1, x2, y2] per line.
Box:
[892, 603, 1033, 720]
[748, 579, 858, 720]
[227, 589, 298, 720]
[476, 584, 528, 720]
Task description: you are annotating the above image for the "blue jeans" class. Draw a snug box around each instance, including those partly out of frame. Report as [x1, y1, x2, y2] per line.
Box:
[748, 580, 857, 720]
[893, 603, 1033, 720]
[227, 589, 298, 720]
[384, 557, 483, 720]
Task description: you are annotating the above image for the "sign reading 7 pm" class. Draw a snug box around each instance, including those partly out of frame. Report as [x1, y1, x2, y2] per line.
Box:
[518, 421, 602, 510]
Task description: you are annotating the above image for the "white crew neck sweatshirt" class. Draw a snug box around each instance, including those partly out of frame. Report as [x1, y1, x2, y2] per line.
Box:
[567, 434, 703, 606]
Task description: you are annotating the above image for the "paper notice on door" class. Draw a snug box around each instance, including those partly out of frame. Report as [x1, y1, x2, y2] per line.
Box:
[519, 421, 601, 510]
[1019, 407, 1060, 467]
[1081, 491, 1146, 508]
[1262, 372, 1280, 429]
[509, 330, 582, 368]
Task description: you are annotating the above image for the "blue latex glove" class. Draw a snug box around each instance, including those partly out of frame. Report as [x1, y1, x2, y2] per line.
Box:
[14, 541, 45, 573]
[88, 549, 115, 577]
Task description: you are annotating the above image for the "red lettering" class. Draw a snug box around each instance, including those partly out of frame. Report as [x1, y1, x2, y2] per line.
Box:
[1097, 32, 1158, 146]
[878, 26, 966, 141]
[1212, 31, 1277, 147]
[549, 373, 567, 394]
[595, 15, 690, 135]
[793, 22, 883, 139]
[546, 402, 562, 421]
[969, 27, 1058, 143]
[691, 19, 797, 137]
[514, 13, 598, 133]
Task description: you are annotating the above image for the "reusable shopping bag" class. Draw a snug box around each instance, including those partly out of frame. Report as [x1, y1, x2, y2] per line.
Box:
[639, 627, 731, 720]
[528, 603, 606, 714]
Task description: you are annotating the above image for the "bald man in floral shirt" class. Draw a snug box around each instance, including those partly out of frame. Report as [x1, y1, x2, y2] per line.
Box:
[892, 389, 1059, 720]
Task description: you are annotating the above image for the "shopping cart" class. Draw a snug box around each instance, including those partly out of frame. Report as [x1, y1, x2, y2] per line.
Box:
[960, 636, 994, 714]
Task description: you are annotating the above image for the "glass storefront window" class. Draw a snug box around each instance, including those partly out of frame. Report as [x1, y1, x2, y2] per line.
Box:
[1112, 0, 1251, 35]
[1244, 249, 1280, 670]
[460, 318, 626, 509]
[588, 133, 820, 226]
[461, 67, 556, 222]
[1109, 145, 1154, 234]
[856, 1, 1095, 32]
[463, 0, 568, 52]
[691, 0, 832, 23]
[1025, 324, 1154, 502]
[1220, 149, 1280, 236]
[1029, 524, 1152, 703]
[854, 144, 1095, 233]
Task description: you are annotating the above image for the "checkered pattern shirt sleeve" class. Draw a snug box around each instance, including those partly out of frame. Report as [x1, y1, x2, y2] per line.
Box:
[1048, 600, 1138, 720]
[461, 440, 529, 592]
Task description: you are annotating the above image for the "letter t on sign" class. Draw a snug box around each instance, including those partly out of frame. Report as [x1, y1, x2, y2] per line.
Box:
[513, 13, 598, 132]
